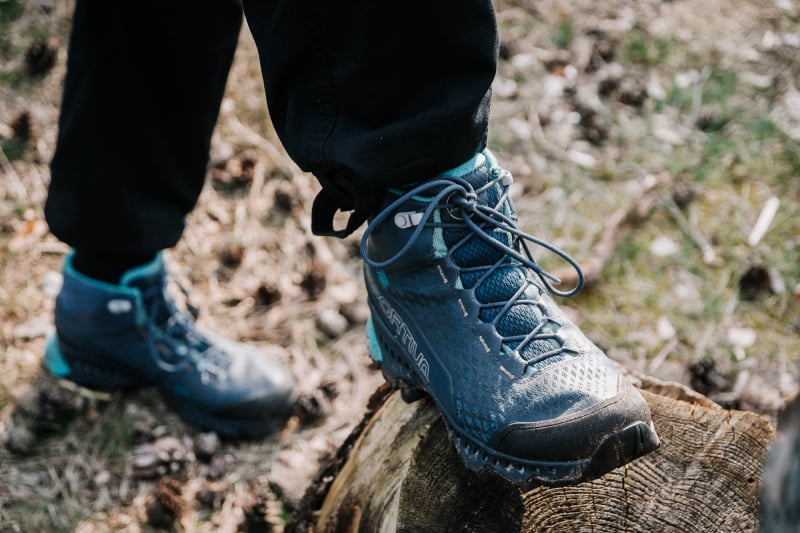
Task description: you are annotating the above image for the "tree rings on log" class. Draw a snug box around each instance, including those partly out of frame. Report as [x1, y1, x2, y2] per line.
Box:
[288, 378, 774, 532]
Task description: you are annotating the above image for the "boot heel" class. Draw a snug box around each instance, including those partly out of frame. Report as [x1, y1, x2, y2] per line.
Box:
[44, 334, 143, 391]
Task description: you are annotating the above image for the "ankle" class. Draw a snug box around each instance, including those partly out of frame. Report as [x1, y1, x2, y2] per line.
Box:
[72, 248, 157, 284]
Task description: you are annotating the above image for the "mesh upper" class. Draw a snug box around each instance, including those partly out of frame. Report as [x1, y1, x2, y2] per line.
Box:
[442, 183, 562, 363]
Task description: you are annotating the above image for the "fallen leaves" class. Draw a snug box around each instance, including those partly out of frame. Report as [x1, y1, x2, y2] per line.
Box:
[8, 218, 48, 252]
[24, 37, 59, 78]
[210, 156, 256, 195]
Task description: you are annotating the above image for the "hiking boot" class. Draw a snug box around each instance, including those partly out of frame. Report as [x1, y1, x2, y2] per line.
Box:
[44, 253, 296, 438]
[361, 151, 659, 486]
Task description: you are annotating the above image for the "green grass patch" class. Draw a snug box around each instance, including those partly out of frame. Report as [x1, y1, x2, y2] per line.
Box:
[1, 136, 31, 160]
[92, 402, 136, 460]
[550, 19, 575, 49]
[0, 0, 24, 22]
[623, 29, 671, 66]
[688, 135, 730, 182]
[779, 144, 800, 181]
[664, 84, 688, 108]
[0, 500, 88, 532]
[0, 69, 23, 86]
[786, 243, 800, 283]
[703, 67, 737, 105]
[0, 0, 24, 65]
[664, 65, 738, 111]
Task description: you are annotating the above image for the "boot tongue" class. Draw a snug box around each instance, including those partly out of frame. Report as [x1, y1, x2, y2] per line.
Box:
[441, 161, 512, 268]
[440, 166, 563, 360]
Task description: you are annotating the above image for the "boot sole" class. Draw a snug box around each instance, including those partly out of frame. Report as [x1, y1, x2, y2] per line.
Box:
[44, 334, 290, 439]
[45, 334, 145, 390]
[366, 312, 660, 488]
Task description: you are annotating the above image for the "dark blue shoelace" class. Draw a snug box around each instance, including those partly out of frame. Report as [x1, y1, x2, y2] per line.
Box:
[361, 168, 584, 296]
[361, 168, 586, 371]
[141, 283, 231, 382]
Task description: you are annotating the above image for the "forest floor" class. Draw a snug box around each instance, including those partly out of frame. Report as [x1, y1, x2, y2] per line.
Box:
[1, 0, 799, 531]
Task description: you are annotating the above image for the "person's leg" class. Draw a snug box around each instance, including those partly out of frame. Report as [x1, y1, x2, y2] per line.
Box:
[46, 0, 242, 260]
[244, 1, 659, 484]
[44, 0, 296, 437]
[242, 0, 497, 236]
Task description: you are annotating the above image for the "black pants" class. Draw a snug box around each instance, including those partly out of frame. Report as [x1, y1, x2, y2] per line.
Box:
[45, 1, 498, 253]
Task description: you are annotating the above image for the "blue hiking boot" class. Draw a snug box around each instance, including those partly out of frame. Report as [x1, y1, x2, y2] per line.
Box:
[44, 253, 296, 438]
[361, 151, 659, 486]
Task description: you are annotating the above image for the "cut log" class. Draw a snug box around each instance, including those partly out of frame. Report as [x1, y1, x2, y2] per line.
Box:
[287, 375, 775, 533]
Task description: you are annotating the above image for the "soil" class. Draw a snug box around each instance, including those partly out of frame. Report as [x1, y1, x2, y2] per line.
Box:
[1, 0, 799, 531]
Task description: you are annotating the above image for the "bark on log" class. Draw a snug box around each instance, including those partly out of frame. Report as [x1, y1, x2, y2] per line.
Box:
[288, 376, 775, 532]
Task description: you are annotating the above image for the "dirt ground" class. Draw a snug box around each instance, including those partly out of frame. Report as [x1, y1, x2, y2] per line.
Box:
[1, 0, 799, 531]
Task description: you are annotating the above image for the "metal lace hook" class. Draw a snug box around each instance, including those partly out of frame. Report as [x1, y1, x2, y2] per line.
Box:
[361, 179, 471, 268]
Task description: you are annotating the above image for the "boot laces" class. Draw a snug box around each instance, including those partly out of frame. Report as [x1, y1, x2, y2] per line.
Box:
[141, 282, 231, 383]
[361, 168, 585, 372]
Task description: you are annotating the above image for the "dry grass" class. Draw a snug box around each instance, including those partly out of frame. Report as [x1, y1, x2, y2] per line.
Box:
[492, 0, 800, 402]
[1, 0, 799, 530]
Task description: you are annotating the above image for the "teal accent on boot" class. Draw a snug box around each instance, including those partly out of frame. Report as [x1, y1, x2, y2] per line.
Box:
[376, 269, 390, 289]
[441, 151, 487, 177]
[366, 317, 383, 363]
[387, 152, 489, 199]
[43, 334, 71, 378]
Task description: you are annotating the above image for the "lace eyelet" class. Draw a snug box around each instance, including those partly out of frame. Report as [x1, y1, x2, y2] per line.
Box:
[445, 191, 478, 221]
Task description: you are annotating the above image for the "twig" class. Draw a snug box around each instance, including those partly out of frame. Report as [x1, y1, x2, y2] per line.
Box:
[649, 337, 679, 373]
[526, 104, 595, 169]
[748, 196, 779, 246]
[553, 173, 669, 288]
[527, 104, 567, 161]
[693, 322, 717, 362]
[685, 66, 711, 130]
[663, 194, 719, 265]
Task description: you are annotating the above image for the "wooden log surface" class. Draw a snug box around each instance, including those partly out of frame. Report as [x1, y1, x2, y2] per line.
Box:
[287, 375, 775, 533]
